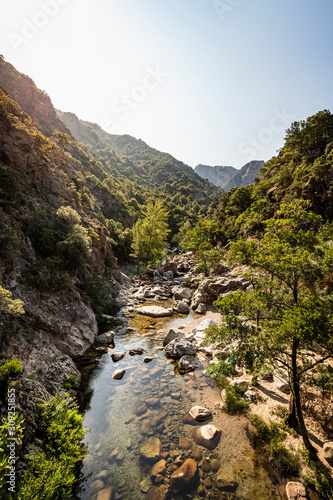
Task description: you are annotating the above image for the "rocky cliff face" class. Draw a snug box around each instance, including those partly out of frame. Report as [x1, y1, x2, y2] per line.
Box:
[0, 82, 125, 402]
[194, 164, 237, 189]
[224, 160, 265, 190]
[195, 160, 264, 190]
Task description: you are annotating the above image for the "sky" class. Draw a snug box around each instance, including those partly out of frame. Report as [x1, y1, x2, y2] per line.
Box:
[1, 0, 333, 169]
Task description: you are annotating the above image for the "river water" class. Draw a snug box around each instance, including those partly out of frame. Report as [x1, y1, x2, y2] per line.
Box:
[76, 302, 281, 500]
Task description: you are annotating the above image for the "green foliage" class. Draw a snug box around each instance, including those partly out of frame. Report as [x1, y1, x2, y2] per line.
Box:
[178, 220, 225, 250]
[18, 392, 88, 500]
[250, 414, 300, 477]
[193, 243, 222, 276]
[57, 223, 92, 270]
[83, 273, 120, 320]
[105, 218, 133, 262]
[224, 387, 249, 415]
[210, 201, 333, 454]
[302, 448, 333, 500]
[0, 286, 25, 316]
[132, 200, 170, 263]
[61, 375, 77, 390]
[207, 356, 237, 378]
[207, 364, 248, 415]
[0, 359, 23, 395]
[0, 413, 24, 490]
[28, 257, 72, 292]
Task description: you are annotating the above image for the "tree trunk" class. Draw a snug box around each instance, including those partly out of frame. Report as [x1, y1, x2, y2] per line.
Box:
[285, 392, 298, 429]
[291, 338, 317, 458]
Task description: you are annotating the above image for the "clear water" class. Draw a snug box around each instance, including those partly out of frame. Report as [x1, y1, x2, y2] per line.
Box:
[77, 307, 281, 500]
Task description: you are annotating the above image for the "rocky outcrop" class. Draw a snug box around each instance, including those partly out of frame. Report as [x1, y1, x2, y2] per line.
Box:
[191, 275, 249, 309]
[194, 161, 264, 191]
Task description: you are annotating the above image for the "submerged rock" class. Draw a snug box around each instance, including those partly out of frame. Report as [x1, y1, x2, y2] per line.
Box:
[96, 486, 115, 500]
[140, 437, 162, 463]
[169, 458, 198, 493]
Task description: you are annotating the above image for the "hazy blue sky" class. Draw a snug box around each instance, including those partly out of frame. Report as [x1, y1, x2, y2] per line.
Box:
[1, 0, 332, 168]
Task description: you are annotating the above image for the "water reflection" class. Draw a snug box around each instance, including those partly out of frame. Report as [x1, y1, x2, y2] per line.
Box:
[77, 309, 280, 500]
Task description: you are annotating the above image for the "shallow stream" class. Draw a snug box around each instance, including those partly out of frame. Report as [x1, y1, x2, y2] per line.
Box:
[76, 301, 281, 500]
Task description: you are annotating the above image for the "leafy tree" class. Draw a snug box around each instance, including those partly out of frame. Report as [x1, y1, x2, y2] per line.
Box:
[131, 200, 170, 263]
[193, 242, 222, 276]
[206, 201, 333, 457]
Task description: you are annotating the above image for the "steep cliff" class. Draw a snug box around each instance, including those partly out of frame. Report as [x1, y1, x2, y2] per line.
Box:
[195, 160, 264, 190]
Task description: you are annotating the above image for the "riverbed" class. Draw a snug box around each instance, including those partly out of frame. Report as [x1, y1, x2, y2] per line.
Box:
[76, 298, 281, 500]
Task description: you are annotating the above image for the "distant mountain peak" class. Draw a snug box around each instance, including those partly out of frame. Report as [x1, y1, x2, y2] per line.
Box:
[194, 160, 264, 190]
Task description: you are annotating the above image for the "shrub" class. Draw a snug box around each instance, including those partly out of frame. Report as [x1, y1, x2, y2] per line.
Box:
[0, 286, 25, 316]
[250, 414, 300, 477]
[0, 359, 23, 395]
[18, 392, 88, 500]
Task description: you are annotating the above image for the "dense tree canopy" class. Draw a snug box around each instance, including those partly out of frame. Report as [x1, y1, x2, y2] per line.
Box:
[206, 201, 333, 456]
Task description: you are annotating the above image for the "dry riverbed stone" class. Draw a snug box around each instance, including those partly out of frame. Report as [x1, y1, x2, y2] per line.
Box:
[188, 406, 212, 422]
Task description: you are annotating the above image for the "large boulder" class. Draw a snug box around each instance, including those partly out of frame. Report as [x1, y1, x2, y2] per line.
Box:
[195, 303, 207, 314]
[164, 339, 196, 359]
[193, 424, 222, 450]
[230, 379, 249, 391]
[136, 306, 173, 318]
[191, 276, 248, 308]
[285, 481, 306, 500]
[163, 328, 185, 347]
[173, 300, 190, 314]
[97, 330, 115, 344]
[172, 285, 193, 300]
[169, 458, 198, 493]
[178, 355, 201, 373]
[273, 369, 290, 394]
[188, 406, 212, 422]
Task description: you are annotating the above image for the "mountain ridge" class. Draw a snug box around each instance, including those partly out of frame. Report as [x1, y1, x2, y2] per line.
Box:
[194, 160, 264, 190]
